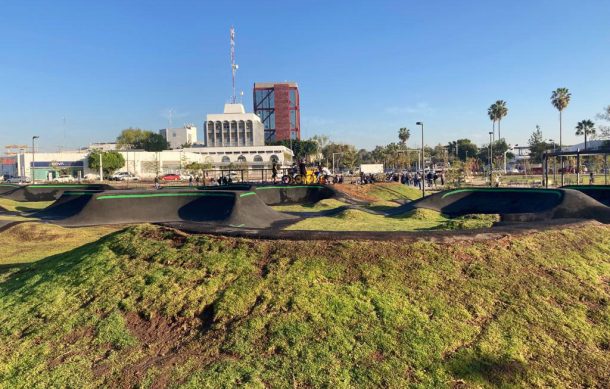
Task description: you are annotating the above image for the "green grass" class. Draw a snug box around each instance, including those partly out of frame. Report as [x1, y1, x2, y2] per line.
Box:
[0, 198, 54, 212]
[0, 223, 119, 281]
[0, 224, 609, 387]
[271, 198, 348, 213]
[367, 183, 423, 201]
[286, 208, 499, 231]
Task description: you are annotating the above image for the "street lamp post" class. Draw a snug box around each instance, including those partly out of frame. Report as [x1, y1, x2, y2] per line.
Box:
[332, 152, 343, 175]
[31, 136, 39, 183]
[503, 144, 514, 174]
[416, 122, 424, 197]
[548, 139, 557, 186]
[489, 132, 493, 186]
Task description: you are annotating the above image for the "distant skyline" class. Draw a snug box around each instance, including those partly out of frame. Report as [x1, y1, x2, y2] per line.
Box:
[1, 0, 609, 152]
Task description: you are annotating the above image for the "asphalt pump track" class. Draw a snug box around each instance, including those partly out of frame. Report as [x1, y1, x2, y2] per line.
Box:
[3, 184, 610, 239]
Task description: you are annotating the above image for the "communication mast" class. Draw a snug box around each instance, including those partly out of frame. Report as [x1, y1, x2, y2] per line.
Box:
[230, 26, 239, 103]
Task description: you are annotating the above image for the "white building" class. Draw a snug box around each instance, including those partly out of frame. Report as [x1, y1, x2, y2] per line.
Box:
[159, 124, 198, 149]
[205, 103, 265, 147]
[9, 146, 293, 181]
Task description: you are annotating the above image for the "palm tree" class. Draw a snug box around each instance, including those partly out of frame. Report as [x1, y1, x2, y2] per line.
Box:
[551, 88, 571, 186]
[488, 103, 497, 141]
[494, 100, 508, 140]
[575, 119, 595, 150]
[398, 127, 410, 146]
[551, 88, 571, 151]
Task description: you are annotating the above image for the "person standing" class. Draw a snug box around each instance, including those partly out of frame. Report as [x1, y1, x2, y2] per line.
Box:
[188, 176, 193, 187]
[299, 159, 307, 177]
[272, 161, 279, 184]
[154, 176, 160, 190]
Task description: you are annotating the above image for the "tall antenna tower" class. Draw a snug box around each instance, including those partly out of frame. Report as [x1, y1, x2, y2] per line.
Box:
[230, 26, 239, 103]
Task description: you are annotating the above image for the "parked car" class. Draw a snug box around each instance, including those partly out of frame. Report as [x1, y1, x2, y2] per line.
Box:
[7, 176, 31, 184]
[83, 173, 100, 180]
[53, 175, 75, 183]
[160, 173, 181, 181]
[111, 172, 139, 181]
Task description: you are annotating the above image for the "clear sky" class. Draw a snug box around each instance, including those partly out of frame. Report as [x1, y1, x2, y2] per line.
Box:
[1, 0, 609, 152]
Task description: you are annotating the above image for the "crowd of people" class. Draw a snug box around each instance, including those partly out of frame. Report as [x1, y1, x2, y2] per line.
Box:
[358, 170, 447, 189]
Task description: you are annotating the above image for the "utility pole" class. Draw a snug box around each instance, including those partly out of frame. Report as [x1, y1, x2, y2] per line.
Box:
[99, 153, 103, 182]
[489, 132, 494, 186]
[31, 136, 39, 183]
[230, 26, 238, 103]
[416, 122, 425, 197]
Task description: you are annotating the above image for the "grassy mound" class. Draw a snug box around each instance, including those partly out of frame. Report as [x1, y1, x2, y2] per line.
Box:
[335, 182, 422, 203]
[286, 208, 498, 231]
[0, 198, 54, 213]
[0, 224, 609, 387]
[0, 223, 118, 280]
[271, 198, 347, 213]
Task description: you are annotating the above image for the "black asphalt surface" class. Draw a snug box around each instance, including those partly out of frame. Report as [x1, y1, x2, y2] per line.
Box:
[3, 184, 610, 239]
[0, 184, 110, 201]
[562, 185, 610, 206]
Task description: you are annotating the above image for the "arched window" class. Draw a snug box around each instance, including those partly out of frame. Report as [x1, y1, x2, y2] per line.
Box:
[222, 156, 231, 163]
[237, 155, 246, 163]
[270, 154, 279, 163]
[253, 155, 263, 162]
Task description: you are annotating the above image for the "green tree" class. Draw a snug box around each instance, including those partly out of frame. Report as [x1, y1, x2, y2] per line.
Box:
[551, 88, 571, 150]
[88, 150, 125, 176]
[398, 128, 410, 146]
[447, 139, 478, 161]
[142, 133, 169, 151]
[528, 126, 548, 163]
[116, 128, 149, 149]
[116, 128, 169, 151]
[341, 148, 359, 171]
[494, 100, 508, 139]
[270, 139, 318, 161]
[575, 119, 595, 150]
[596, 105, 610, 142]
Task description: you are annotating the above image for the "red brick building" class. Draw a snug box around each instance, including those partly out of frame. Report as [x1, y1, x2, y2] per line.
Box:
[253, 82, 300, 143]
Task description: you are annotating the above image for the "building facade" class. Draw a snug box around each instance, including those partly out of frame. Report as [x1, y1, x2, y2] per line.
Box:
[6, 146, 293, 181]
[159, 124, 198, 149]
[253, 82, 300, 143]
[204, 104, 264, 147]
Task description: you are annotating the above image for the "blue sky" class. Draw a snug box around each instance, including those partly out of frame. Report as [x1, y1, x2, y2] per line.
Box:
[1, 0, 609, 151]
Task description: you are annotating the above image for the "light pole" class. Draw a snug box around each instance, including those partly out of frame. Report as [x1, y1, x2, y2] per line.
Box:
[548, 139, 557, 185]
[503, 144, 515, 174]
[332, 152, 343, 174]
[489, 131, 493, 186]
[416, 122, 424, 197]
[31, 136, 39, 183]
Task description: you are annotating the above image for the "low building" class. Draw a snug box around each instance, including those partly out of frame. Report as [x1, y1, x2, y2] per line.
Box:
[159, 124, 198, 149]
[204, 103, 265, 147]
[8, 146, 293, 181]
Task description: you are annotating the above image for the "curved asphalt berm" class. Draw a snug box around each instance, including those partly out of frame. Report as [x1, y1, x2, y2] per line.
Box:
[562, 185, 610, 207]
[0, 184, 111, 201]
[163, 183, 339, 206]
[35, 189, 297, 228]
[396, 187, 610, 223]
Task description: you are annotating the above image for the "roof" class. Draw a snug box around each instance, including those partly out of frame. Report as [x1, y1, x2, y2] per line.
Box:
[253, 82, 298, 89]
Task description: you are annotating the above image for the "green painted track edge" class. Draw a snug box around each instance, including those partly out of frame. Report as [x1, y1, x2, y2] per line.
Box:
[29, 185, 97, 188]
[256, 185, 325, 190]
[563, 185, 610, 189]
[62, 192, 99, 196]
[441, 188, 563, 199]
[96, 192, 235, 200]
[239, 192, 257, 197]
